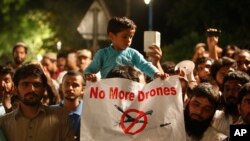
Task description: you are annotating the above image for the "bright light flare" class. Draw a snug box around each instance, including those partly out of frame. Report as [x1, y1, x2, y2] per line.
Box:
[144, 0, 151, 5]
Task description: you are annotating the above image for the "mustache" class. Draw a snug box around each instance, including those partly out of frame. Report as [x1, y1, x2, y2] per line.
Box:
[226, 96, 237, 102]
[190, 113, 204, 121]
[24, 92, 39, 97]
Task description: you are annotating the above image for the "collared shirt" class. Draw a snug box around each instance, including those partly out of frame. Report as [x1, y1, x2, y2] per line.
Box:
[212, 110, 237, 136]
[0, 104, 74, 141]
[59, 100, 83, 141]
[84, 44, 159, 78]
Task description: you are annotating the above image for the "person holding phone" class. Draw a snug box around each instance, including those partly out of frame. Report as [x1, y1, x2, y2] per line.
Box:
[206, 28, 223, 60]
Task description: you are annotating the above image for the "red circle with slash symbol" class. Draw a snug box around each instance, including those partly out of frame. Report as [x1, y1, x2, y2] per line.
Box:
[120, 109, 148, 135]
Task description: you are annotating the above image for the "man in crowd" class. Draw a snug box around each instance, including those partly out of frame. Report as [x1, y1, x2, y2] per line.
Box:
[59, 70, 85, 141]
[237, 82, 250, 125]
[76, 49, 92, 73]
[0, 64, 74, 141]
[0, 65, 15, 114]
[41, 52, 58, 79]
[11, 42, 28, 70]
[185, 82, 227, 141]
[212, 71, 250, 135]
[234, 49, 250, 74]
[194, 56, 214, 83]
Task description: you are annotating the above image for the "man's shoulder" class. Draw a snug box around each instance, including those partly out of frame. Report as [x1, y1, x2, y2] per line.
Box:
[45, 105, 64, 111]
[203, 126, 228, 141]
[0, 109, 17, 125]
[214, 110, 226, 119]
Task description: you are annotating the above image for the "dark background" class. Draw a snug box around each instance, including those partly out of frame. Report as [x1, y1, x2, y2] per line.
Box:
[0, 0, 249, 63]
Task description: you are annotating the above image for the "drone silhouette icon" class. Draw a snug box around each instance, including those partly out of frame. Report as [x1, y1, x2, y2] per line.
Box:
[114, 105, 153, 125]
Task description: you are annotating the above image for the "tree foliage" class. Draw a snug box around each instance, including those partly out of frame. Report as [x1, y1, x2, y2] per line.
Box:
[0, 0, 56, 64]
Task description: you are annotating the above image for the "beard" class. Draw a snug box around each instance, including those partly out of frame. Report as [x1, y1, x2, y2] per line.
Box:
[184, 107, 212, 140]
[242, 112, 250, 125]
[198, 74, 211, 83]
[224, 97, 239, 117]
[14, 58, 25, 65]
[65, 96, 78, 101]
[64, 92, 79, 101]
[20, 92, 42, 106]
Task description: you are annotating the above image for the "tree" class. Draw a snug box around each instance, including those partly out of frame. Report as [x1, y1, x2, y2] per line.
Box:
[0, 0, 56, 64]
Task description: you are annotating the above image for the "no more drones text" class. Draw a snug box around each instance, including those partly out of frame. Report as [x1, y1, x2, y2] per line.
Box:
[89, 86, 177, 102]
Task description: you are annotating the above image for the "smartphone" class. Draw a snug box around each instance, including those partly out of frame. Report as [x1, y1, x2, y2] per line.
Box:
[144, 31, 161, 52]
[206, 28, 221, 37]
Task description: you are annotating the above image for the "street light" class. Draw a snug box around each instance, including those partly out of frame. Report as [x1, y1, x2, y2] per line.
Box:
[144, 0, 153, 30]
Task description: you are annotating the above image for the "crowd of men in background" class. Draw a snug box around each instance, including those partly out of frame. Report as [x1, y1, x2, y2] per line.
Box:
[0, 26, 249, 141]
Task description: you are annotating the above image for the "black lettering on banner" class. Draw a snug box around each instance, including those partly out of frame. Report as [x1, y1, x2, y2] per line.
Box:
[230, 125, 250, 141]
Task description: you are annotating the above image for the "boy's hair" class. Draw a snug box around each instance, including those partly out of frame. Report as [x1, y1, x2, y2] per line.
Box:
[13, 64, 47, 88]
[238, 82, 250, 104]
[191, 82, 220, 109]
[107, 17, 137, 35]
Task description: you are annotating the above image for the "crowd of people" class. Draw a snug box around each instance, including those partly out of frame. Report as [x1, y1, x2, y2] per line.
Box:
[0, 16, 249, 141]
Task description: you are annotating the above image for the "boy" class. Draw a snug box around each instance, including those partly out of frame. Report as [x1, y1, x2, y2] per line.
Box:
[84, 16, 163, 81]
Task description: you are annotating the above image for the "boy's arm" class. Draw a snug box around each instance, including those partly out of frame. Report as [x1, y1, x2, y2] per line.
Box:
[84, 50, 102, 74]
[132, 49, 160, 78]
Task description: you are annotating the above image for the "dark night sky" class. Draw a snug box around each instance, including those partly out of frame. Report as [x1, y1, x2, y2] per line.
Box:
[100, 0, 168, 53]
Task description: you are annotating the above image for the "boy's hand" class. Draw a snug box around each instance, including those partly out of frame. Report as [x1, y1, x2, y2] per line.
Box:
[154, 72, 169, 80]
[84, 73, 97, 82]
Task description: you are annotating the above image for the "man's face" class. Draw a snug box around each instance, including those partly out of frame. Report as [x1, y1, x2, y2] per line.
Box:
[77, 55, 92, 72]
[13, 46, 27, 65]
[197, 60, 212, 82]
[17, 75, 45, 106]
[184, 96, 215, 139]
[216, 66, 234, 86]
[57, 57, 67, 71]
[223, 80, 242, 116]
[235, 51, 250, 73]
[62, 75, 84, 101]
[0, 74, 14, 94]
[238, 94, 250, 125]
[188, 96, 215, 121]
[223, 80, 242, 104]
[41, 58, 57, 74]
[67, 53, 78, 70]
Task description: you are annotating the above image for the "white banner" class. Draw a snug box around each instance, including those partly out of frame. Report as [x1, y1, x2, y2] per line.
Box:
[80, 76, 186, 141]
